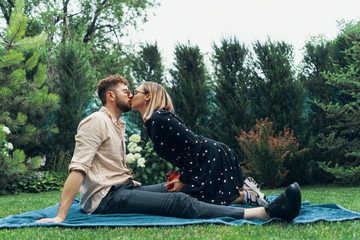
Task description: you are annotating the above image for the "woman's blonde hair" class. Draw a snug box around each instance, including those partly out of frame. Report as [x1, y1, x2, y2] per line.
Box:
[141, 82, 174, 121]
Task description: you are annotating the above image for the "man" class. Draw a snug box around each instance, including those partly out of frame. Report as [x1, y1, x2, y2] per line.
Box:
[37, 75, 301, 223]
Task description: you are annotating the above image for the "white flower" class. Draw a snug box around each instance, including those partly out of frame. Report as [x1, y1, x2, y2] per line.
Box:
[126, 153, 135, 163]
[129, 134, 141, 143]
[129, 146, 137, 153]
[137, 158, 146, 167]
[1, 151, 9, 157]
[134, 153, 141, 160]
[41, 155, 46, 167]
[36, 172, 44, 179]
[128, 142, 137, 149]
[3, 126, 10, 134]
[4, 142, 13, 150]
[134, 146, 142, 152]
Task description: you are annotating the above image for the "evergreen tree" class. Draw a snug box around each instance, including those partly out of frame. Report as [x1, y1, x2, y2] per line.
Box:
[315, 21, 360, 185]
[132, 42, 165, 85]
[251, 39, 304, 135]
[211, 37, 252, 155]
[298, 36, 339, 184]
[301, 36, 336, 104]
[169, 42, 210, 135]
[0, 0, 56, 192]
[251, 39, 309, 184]
[0, 0, 60, 153]
[51, 40, 96, 153]
[300, 33, 355, 137]
[128, 42, 165, 139]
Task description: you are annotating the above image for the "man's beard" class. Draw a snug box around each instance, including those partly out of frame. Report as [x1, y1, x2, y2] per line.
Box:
[116, 98, 131, 113]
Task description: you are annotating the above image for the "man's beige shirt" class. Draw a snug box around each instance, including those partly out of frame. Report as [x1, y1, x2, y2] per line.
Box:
[69, 106, 141, 214]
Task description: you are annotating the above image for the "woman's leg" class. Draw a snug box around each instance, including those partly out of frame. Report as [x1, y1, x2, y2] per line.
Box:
[244, 207, 269, 220]
[94, 182, 301, 222]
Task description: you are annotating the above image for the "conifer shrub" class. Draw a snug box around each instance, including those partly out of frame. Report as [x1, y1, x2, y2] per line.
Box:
[313, 21, 360, 185]
[0, 0, 58, 193]
[236, 118, 308, 188]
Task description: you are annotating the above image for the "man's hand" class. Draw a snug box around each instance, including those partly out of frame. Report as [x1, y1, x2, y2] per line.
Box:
[165, 179, 186, 192]
[35, 170, 84, 224]
[36, 216, 64, 223]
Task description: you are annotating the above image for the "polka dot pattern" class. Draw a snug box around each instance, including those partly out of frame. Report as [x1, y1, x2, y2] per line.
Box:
[145, 110, 244, 205]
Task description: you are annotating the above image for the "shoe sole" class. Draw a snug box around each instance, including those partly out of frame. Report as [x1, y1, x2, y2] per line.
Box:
[244, 177, 270, 206]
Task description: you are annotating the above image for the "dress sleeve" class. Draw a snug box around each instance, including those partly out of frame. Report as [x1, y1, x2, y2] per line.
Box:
[69, 115, 107, 174]
[151, 112, 201, 183]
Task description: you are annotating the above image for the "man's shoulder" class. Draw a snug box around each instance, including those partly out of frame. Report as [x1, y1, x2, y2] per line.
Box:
[78, 111, 107, 128]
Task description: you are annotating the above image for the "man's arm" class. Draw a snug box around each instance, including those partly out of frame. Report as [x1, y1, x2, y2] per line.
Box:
[36, 170, 85, 223]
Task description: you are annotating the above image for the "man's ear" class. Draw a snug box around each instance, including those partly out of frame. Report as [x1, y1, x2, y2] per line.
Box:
[106, 91, 115, 102]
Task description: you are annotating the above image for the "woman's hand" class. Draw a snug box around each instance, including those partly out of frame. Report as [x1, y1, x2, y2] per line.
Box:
[165, 178, 186, 192]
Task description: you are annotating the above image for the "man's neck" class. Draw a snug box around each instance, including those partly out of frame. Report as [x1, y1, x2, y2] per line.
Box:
[104, 105, 122, 120]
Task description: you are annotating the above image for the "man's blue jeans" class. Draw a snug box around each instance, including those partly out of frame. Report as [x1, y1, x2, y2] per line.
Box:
[93, 181, 245, 219]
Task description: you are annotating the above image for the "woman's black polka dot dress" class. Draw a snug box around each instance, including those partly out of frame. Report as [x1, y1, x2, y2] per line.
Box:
[145, 110, 244, 205]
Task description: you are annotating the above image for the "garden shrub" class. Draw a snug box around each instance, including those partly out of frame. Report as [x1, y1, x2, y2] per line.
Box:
[43, 151, 71, 179]
[4, 150, 69, 194]
[126, 134, 175, 185]
[7, 171, 65, 194]
[0, 125, 41, 194]
[236, 118, 308, 188]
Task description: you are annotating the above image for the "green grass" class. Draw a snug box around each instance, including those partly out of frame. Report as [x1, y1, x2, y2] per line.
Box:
[1, 186, 359, 239]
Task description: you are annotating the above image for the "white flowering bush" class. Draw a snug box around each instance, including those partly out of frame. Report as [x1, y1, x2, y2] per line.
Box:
[126, 134, 175, 185]
[129, 134, 141, 143]
[126, 134, 146, 167]
[0, 124, 42, 194]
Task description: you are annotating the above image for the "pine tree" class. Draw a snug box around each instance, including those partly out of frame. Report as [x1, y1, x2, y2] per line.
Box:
[300, 36, 336, 104]
[314, 21, 360, 185]
[169, 42, 210, 135]
[211, 37, 252, 155]
[128, 42, 165, 139]
[0, 0, 57, 192]
[132, 42, 165, 85]
[51, 40, 96, 153]
[298, 36, 340, 183]
[251, 39, 305, 136]
[250, 39, 309, 184]
[0, 0, 60, 152]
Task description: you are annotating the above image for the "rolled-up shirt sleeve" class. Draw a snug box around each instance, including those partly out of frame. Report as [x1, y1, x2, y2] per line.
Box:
[69, 115, 107, 174]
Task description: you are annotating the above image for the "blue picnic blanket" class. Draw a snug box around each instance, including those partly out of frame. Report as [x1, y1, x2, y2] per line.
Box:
[1, 195, 360, 228]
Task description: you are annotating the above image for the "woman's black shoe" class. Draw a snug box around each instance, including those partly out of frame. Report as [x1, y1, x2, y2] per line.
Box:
[265, 182, 301, 222]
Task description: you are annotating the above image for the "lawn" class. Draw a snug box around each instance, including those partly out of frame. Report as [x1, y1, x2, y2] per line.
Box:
[0, 186, 359, 239]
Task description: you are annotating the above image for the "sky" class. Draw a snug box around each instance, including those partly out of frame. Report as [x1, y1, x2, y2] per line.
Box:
[125, 0, 360, 69]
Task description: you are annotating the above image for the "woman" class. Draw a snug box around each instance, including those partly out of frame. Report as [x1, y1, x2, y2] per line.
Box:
[131, 82, 269, 206]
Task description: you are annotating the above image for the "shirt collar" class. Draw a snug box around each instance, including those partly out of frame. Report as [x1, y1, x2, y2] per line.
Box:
[100, 106, 126, 127]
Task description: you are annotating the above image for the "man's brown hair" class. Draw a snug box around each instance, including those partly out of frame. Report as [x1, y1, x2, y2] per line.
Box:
[97, 75, 128, 105]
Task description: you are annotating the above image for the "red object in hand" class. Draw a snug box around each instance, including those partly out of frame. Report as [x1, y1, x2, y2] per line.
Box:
[166, 170, 180, 190]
